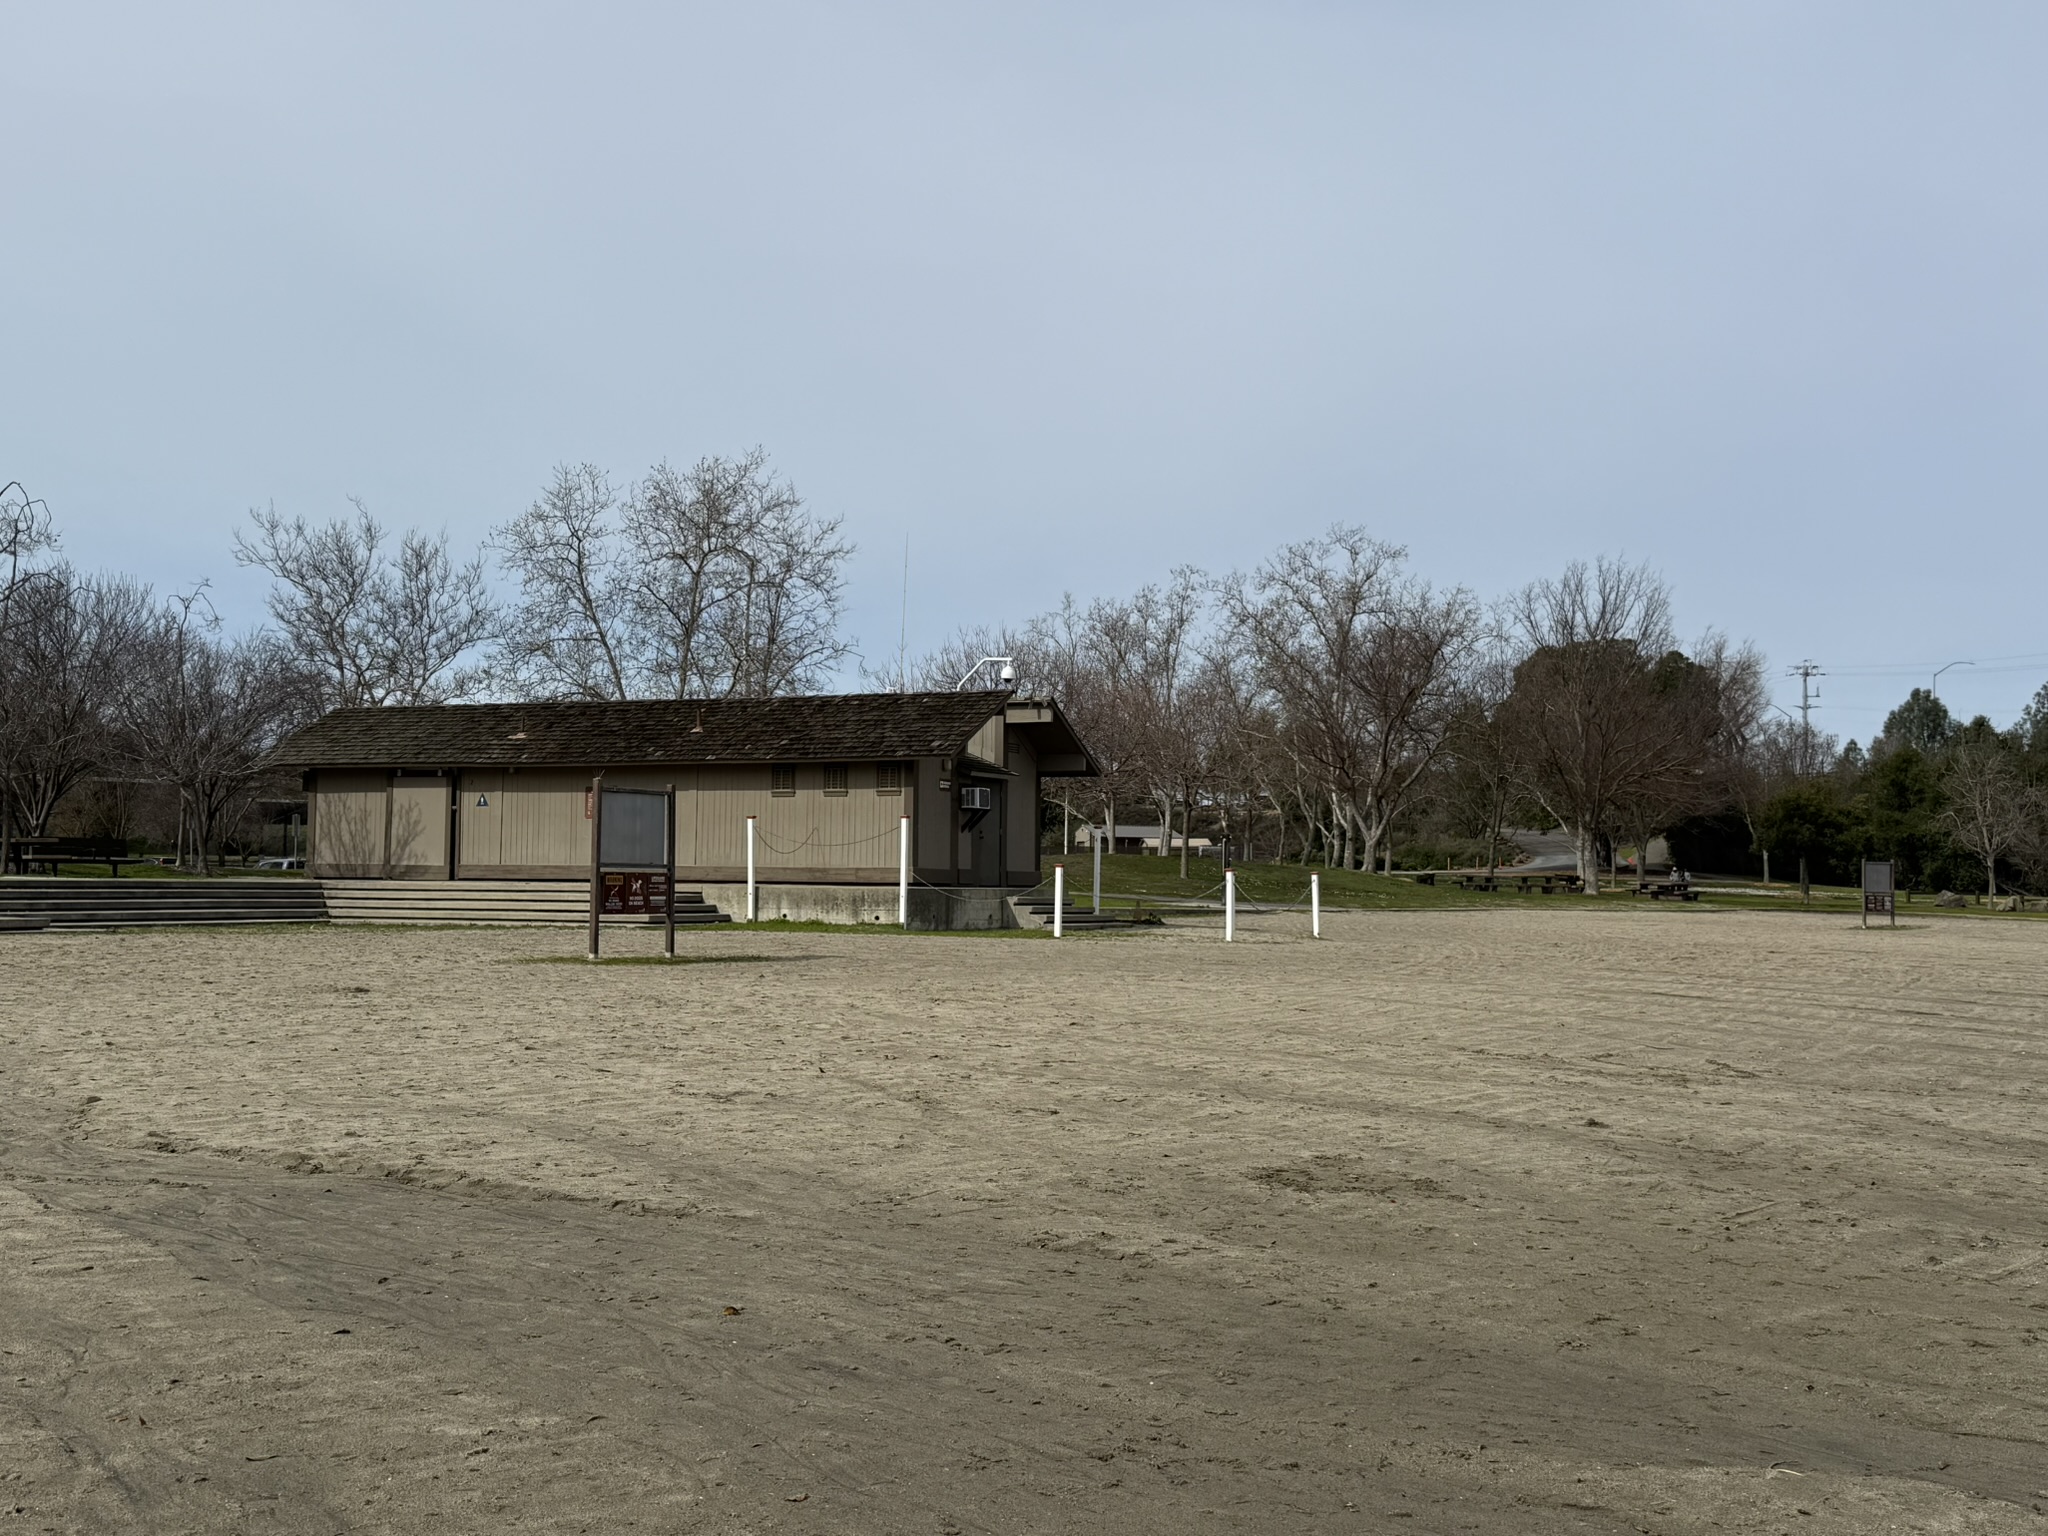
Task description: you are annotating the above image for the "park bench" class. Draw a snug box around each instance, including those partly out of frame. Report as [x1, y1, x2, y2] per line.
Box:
[4, 837, 153, 877]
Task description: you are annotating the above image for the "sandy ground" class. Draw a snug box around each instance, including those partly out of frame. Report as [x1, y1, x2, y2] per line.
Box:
[1, 906, 2045, 1535]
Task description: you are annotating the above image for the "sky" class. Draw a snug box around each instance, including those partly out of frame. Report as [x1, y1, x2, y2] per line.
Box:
[6, 2, 2047, 739]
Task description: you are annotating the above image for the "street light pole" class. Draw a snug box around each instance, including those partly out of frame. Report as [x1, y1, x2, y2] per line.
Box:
[1932, 660, 1973, 698]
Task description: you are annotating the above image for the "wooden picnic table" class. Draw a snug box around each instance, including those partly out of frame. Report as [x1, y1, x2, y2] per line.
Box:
[1450, 870, 1585, 894]
[4, 837, 151, 877]
[1633, 876, 1699, 902]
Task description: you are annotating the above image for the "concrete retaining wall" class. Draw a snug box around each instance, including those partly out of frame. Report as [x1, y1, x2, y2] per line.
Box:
[696, 882, 1018, 931]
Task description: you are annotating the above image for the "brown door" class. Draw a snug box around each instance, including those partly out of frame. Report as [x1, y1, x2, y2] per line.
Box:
[968, 783, 1004, 886]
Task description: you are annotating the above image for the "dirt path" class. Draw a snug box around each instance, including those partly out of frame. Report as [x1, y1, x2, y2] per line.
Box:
[2, 907, 2044, 1533]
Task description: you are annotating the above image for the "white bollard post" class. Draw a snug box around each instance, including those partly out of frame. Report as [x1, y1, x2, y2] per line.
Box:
[1053, 863, 1064, 938]
[1224, 867, 1236, 943]
[745, 814, 757, 922]
[898, 814, 910, 929]
[1311, 871, 1321, 939]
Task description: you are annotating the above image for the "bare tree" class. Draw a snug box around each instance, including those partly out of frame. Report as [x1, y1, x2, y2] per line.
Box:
[492, 464, 634, 700]
[235, 500, 494, 710]
[1940, 740, 2036, 900]
[1217, 529, 1398, 870]
[626, 452, 853, 697]
[495, 452, 853, 700]
[1499, 558, 1719, 894]
[1, 481, 64, 872]
[118, 594, 304, 873]
[1346, 579, 1485, 872]
[1439, 645, 1531, 875]
[1121, 572, 1207, 871]
[1217, 528, 1477, 872]
[0, 568, 153, 835]
[1607, 635, 1766, 878]
[1, 481, 58, 619]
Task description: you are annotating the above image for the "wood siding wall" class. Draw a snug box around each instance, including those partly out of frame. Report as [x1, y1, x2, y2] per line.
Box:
[965, 713, 1005, 766]
[389, 777, 449, 875]
[914, 757, 954, 877]
[315, 761, 924, 881]
[1005, 731, 1040, 879]
[312, 770, 388, 877]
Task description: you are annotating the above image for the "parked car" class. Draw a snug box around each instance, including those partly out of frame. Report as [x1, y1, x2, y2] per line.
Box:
[255, 857, 304, 871]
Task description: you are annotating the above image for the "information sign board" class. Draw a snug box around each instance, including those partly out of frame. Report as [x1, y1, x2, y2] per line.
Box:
[587, 774, 678, 960]
[599, 789, 669, 868]
[1862, 859, 1896, 927]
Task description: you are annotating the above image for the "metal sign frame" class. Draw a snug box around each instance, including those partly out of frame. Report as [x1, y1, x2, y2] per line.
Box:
[587, 773, 678, 960]
[1861, 858, 1896, 929]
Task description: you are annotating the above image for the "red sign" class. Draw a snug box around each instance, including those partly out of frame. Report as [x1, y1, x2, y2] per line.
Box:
[1864, 892, 1895, 915]
[600, 870, 671, 915]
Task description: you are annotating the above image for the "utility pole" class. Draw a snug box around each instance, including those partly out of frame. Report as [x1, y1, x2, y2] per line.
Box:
[1787, 661, 1824, 775]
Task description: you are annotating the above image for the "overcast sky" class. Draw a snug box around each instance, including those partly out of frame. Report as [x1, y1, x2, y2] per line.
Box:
[7, 3, 2046, 738]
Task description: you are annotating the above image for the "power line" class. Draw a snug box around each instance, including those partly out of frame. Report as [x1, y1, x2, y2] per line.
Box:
[1787, 659, 1823, 731]
[1787, 660, 1823, 774]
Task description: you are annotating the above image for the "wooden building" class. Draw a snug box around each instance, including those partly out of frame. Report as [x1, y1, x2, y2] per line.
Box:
[278, 691, 1095, 920]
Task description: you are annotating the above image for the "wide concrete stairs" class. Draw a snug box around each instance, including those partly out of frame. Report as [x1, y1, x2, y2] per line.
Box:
[322, 879, 731, 926]
[0, 877, 328, 930]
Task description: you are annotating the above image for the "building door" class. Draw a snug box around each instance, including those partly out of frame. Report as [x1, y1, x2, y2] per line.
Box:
[968, 782, 1005, 886]
[388, 775, 449, 877]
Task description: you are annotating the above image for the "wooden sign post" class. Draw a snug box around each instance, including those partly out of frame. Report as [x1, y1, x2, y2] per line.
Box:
[1862, 859, 1896, 929]
[588, 775, 679, 960]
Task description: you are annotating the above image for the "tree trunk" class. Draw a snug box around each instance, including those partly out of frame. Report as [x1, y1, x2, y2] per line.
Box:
[1578, 825, 1600, 895]
[1178, 793, 1190, 880]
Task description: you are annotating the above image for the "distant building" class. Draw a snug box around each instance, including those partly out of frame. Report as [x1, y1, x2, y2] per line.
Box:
[1072, 824, 1213, 855]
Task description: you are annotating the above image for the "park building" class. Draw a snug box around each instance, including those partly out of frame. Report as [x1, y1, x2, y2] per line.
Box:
[276, 690, 1097, 928]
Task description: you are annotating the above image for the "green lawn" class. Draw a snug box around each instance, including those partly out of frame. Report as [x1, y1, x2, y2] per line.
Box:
[11, 862, 307, 879]
[1040, 852, 1552, 911]
[1038, 853, 2047, 920]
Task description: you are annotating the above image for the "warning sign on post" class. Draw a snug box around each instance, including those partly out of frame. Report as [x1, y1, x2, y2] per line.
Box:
[599, 870, 671, 916]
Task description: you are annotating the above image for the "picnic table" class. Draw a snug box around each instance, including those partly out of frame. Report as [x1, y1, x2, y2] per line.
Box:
[1633, 874, 1699, 902]
[1450, 870, 1585, 894]
[4, 837, 153, 877]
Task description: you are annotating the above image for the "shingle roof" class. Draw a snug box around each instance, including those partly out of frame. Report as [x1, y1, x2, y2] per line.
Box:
[277, 691, 1015, 768]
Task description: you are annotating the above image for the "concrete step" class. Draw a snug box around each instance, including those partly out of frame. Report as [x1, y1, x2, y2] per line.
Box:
[321, 880, 730, 927]
[0, 878, 327, 928]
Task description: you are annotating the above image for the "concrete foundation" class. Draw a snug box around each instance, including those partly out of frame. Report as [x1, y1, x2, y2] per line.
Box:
[698, 882, 1020, 931]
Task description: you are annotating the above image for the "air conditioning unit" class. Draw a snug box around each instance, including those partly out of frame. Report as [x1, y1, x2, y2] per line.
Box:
[959, 786, 994, 811]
